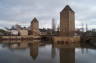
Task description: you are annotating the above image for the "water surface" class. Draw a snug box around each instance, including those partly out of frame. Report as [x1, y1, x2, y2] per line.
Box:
[0, 44, 96, 63]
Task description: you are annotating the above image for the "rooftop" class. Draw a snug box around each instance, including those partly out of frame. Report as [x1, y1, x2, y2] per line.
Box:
[61, 5, 74, 13]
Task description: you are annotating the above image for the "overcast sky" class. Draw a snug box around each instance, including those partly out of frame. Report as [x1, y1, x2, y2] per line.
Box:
[0, 0, 96, 29]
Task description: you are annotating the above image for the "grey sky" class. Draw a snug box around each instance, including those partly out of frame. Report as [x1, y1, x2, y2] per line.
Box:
[0, 0, 96, 29]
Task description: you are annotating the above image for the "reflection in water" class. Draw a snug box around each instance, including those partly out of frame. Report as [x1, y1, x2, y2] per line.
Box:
[51, 45, 56, 58]
[30, 46, 38, 60]
[29, 44, 39, 61]
[60, 48, 75, 63]
[1, 42, 96, 63]
[81, 48, 89, 55]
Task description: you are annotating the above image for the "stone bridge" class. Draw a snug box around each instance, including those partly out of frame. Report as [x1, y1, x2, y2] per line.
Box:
[81, 36, 96, 44]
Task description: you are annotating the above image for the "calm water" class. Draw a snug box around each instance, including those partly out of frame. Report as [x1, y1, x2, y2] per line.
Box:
[0, 43, 96, 63]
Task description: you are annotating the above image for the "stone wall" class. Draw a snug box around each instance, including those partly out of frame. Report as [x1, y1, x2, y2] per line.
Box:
[52, 36, 80, 48]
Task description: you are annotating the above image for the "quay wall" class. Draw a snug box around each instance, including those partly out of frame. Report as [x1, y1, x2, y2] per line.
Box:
[53, 36, 80, 42]
[52, 36, 80, 48]
[0, 35, 41, 41]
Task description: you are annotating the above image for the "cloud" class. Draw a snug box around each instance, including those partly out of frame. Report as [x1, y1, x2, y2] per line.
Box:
[0, 0, 96, 29]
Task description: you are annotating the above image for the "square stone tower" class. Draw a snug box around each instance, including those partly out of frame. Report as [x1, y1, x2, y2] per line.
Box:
[31, 17, 40, 35]
[60, 5, 75, 36]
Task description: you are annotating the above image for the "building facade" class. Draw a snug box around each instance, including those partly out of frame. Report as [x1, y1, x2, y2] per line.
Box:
[19, 29, 28, 36]
[60, 5, 75, 36]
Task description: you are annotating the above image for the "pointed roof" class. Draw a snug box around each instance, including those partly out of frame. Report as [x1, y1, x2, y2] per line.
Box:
[31, 17, 38, 24]
[61, 5, 74, 13]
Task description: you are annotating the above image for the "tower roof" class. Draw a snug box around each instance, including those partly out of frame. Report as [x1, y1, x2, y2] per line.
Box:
[61, 5, 74, 13]
[31, 17, 38, 24]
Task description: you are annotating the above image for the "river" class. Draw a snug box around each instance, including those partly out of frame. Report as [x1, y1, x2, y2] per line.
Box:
[0, 43, 96, 63]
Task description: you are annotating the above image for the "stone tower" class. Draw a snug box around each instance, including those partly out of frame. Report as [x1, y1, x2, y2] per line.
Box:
[60, 5, 75, 36]
[31, 17, 40, 35]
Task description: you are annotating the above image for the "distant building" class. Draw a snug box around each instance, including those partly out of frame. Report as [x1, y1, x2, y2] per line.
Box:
[60, 5, 75, 36]
[7, 24, 22, 36]
[19, 29, 28, 36]
[8, 24, 29, 36]
[75, 28, 81, 36]
[39, 28, 53, 35]
[57, 25, 60, 32]
[14, 24, 22, 30]
[92, 29, 96, 32]
[52, 18, 56, 32]
[10, 30, 19, 36]
[8, 27, 19, 36]
[7, 18, 41, 36]
[39, 28, 47, 35]
[30, 17, 40, 36]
